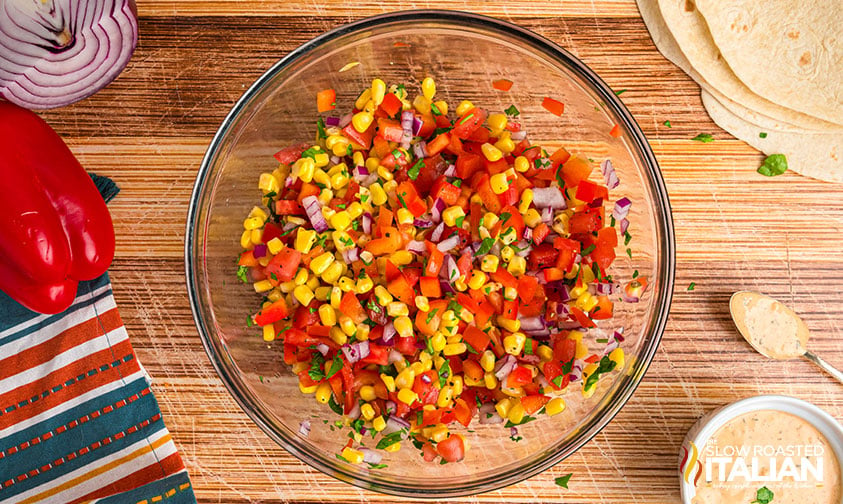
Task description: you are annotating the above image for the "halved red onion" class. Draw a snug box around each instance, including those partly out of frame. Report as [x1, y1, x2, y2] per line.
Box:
[301, 195, 328, 232]
[612, 197, 632, 221]
[298, 420, 311, 437]
[613, 328, 625, 342]
[406, 239, 426, 254]
[325, 116, 341, 127]
[439, 278, 456, 294]
[421, 374, 432, 384]
[437, 234, 460, 253]
[494, 354, 517, 381]
[252, 244, 267, 258]
[0, 0, 138, 109]
[532, 187, 567, 209]
[602, 159, 620, 189]
[431, 198, 446, 223]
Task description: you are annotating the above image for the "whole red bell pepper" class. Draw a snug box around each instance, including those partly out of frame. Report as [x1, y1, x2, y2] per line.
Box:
[0, 102, 115, 314]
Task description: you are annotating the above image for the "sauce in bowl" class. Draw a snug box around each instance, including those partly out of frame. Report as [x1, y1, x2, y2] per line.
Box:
[692, 409, 841, 503]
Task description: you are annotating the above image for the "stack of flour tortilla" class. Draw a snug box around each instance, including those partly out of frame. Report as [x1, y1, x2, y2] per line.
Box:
[637, 0, 842, 182]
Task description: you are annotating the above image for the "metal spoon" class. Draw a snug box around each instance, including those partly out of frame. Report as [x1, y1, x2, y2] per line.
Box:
[730, 291, 843, 384]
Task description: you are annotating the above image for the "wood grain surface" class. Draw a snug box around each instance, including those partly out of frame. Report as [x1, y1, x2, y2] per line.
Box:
[46, 1, 843, 502]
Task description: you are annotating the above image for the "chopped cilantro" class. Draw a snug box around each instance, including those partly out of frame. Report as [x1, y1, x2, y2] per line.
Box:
[301, 146, 322, 160]
[426, 308, 439, 324]
[555, 473, 573, 489]
[246, 315, 254, 327]
[504, 104, 520, 117]
[663, 120, 672, 128]
[326, 354, 343, 379]
[454, 215, 465, 228]
[458, 113, 474, 125]
[453, 179, 462, 188]
[584, 355, 617, 391]
[687, 282, 696, 291]
[500, 212, 512, 223]
[438, 360, 451, 388]
[551, 375, 564, 387]
[474, 237, 495, 257]
[430, 102, 442, 116]
[376, 430, 406, 450]
[327, 395, 343, 415]
[752, 486, 774, 504]
[397, 193, 407, 208]
[692, 133, 714, 143]
[581, 244, 596, 255]
[504, 415, 537, 428]
[632, 270, 639, 279]
[316, 117, 327, 139]
[367, 462, 388, 469]
[360, 194, 369, 203]
[759, 132, 768, 138]
[336, 453, 349, 463]
[347, 144, 353, 157]
[309, 353, 326, 381]
[236, 265, 249, 283]
[614, 89, 627, 96]
[757, 154, 788, 177]
[623, 231, 632, 246]
[408, 159, 423, 181]
[625, 247, 632, 258]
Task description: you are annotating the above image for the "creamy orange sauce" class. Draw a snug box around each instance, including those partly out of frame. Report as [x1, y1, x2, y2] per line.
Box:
[730, 292, 809, 359]
[692, 410, 841, 504]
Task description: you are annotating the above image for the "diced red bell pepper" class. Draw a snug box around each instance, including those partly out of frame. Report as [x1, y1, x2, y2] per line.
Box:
[340, 291, 367, 324]
[456, 251, 472, 277]
[501, 299, 519, 320]
[273, 142, 310, 165]
[316, 88, 336, 112]
[379, 92, 402, 117]
[463, 325, 491, 353]
[342, 122, 375, 150]
[506, 365, 533, 387]
[377, 118, 405, 142]
[261, 222, 283, 244]
[451, 108, 487, 139]
[237, 250, 258, 267]
[426, 133, 450, 156]
[396, 181, 427, 217]
[560, 155, 592, 188]
[532, 222, 550, 245]
[431, 176, 461, 206]
[360, 343, 390, 365]
[569, 306, 597, 329]
[275, 199, 304, 215]
[541, 97, 565, 116]
[569, 211, 602, 234]
[528, 243, 558, 270]
[520, 395, 550, 414]
[490, 268, 518, 289]
[253, 298, 288, 326]
[516, 275, 539, 302]
[419, 276, 441, 298]
[455, 152, 483, 179]
[591, 295, 614, 320]
[575, 180, 609, 204]
[553, 237, 580, 272]
[424, 241, 445, 276]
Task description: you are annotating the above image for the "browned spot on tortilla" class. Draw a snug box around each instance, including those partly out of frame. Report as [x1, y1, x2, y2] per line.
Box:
[683, 0, 695, 12]
[799, 51, 812, 66]
[787, 30, 800, 39]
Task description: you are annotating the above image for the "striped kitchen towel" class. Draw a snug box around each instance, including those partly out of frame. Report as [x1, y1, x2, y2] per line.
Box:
[0, 174, 195, 504]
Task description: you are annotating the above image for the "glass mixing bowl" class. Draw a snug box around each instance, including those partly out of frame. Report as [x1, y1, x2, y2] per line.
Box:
[186, 10, 674, 497]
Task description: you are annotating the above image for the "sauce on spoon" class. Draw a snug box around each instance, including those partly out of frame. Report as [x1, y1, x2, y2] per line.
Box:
[730, 291, 809, 360]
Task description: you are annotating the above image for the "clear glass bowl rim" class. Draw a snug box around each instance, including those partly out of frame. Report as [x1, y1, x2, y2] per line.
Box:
[185, 9, 676, 498]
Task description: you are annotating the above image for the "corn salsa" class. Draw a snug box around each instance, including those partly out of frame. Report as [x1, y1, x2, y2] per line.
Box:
[236, 77, 644, 465]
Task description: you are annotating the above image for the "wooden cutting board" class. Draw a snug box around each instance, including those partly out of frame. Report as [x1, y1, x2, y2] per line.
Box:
[42, 1, 843, 502]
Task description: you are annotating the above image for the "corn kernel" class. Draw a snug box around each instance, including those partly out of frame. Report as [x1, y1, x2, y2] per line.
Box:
[487, 112, 507, 133]
[430, 332, 446, 353]
[395, 368, 416, 390]
[451, 375, 464, 397]
[508, 401, 526, 424]
[240, 230, 253, 249]
[243, 216, 263, 231]
[430, 424, 449, 443]
[546, 397, 566, 416]
[267, 289, 282, 302]
[380, 374, 396, 393]
[482, 143, 504, 163]
[357, 385, 377, 402]
[421, 77, 436, 100]
[441, 206, 465, 227]
[514, 156, 530, 173]
[443, 343, 466, 356]
[504, 286, 518, 301]
[299, 381, 318, 394]
[468, 270, 487, 290]
[315, 383, 332, 404]
[307, 252, 333, 276]
[387, 302, 409, 317]
[360, 403, 376, 421]
[312, 168, 331, 188]
[374, 285, 393, 305]
[330, 326, 347, 345]
[338, 276, 355, 292]
[313, 151, 330, 168]
[359, 250, 374, 265]
[370, 182, 388, 206]
[356, 276, 374, 294]
[503, 332, 526, 355]
[352, 111, 374, 133]
[316, 304, 336, 326]
[481, 372, 497, 390]
[384, 441, 401, 453]
[355, 88, 372, 110]
[250, 228, 263, 245]
[258, 173, 280, 194]
[433, 100, 448, 115]
[390, 250, 414, 266]
[397, 388, 418, 405]
[341, 447, 364, 464]
[294, 157, 316, 183]
[518, 188, 534, 213]
[328, 211, 351, 232]
[552, 213, 570, 235]
[522, 208, 542, 227]
[583, 363, 599, 385]
[394, 315, 413, 338]
[371, 78, 387, 105]
[497, 316, 521, 333]
[253, 279, 273, 293]
[321, 261, 343, 284]
[382, 179, 398, 194]
[476, 255, 499, 274]
[437, 386, 453, 408]
[330, 171, 349, 190]
[537, 344, 554, 362]
[278, 280, 296, 293]
[576, 292, 599, 312]
[294, 228, 317, 253]
[456, 100, 474, 116]
[480, 350, 496, 372]
[507, 256, 527, 276]
[495, 398, 512, 418]
[569, 284, 588, 299]
[262, 324, 276, 341]
[412, 94, 432, 115]
[454, 276, 468, 291]
[293, 285, 315, 306]
[495, 132, 516, 155]
[373, 416, 387, 432]
[609, 348, 625, 369]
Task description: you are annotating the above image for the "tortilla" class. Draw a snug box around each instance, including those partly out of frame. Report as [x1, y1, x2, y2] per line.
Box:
[701, 90, 843, 183]
[647, 0, 841, 130]
[695, 0, 843, 125]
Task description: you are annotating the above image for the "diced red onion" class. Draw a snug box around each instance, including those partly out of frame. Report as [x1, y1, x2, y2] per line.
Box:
[412, 117, 423, 136]
[510, 427, 519, 437]
[441, 255, 459, 281]
[431, 198, 446, 223]
[252, 244, 267, 258]
[383, 415, 410, 436]
[524, 329, 551, 339]
[439, 278, 456, 294]
[574, 253, 582, 265]
[340, 113, 353, 128]
[347, 401, 360, 420]
[556, 299, 572, 313]
[494, 354, 517, 381]
[558, 320, 584, 330]
[622, 292, 640, 303]
[388, 349, 403, 364]
[437, 234, 460, 252]
[515, 242, 532, 257]
[510, 130, 527, 141]
[619, 218, 630, 235]
[362, 212, 373, 234]
[604, 337, 620, 355]
[413, 219, 433, 229]
[413, 141, 428, 159]
[298, 420, 311, 437]
[421, 374, 432, 384]
[302, 195, 328, 232]
[285, 175, 296, 188]
[532, 187, 568, 209]
[569, 360, 584, 382]
[596, 282, 614, 295]
[315, 343, 330, 356]
[478, 403, 503, 424]
[518, 316, 546, 332]
[523, 227, 533, 241]
[383, 321, 397, 343]
[541, 207, 554, 224]
[325, 116, 341, 127]
[341, 247, 359, 263]
[444, 164, 456, 177]
[614, 328, 626, 342]
[602, 159, 620, 189]
[519, 354, 542, 364]
[330, 155, 341, 165]
[384, 401, 396, 415]
[406, 240, 426, 254]
[430, 222, 445, 242]
[0, 0, 139, 109]
[342, 340, 370, 363]
[613, 197, 632, 221]
[353, 166, 370, 182]
[359, 448, 383, 465]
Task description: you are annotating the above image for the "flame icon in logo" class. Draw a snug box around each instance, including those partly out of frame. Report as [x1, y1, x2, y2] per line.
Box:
[680, 442, 703, 488]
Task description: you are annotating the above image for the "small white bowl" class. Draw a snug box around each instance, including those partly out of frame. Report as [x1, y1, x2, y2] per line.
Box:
[679, 395, 843, 503]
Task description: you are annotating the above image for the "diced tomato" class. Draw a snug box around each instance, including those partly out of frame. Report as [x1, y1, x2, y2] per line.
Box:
[609, 123, 623, 138]
[501, 299, 518, 320]
[506, 365, 533, 387]
[265, 247, 301, 282]
[520, 395, 550, 415]
[316, 88, 336, 112]
[275, 199, 304, 215]
[261, 222, 283, 244]
[591, 226, 617, 272]
[541, 97, 564, 116]
[456, 251, 472, 277]
[396, 181, 427, 217]
[474, 174, 503, 213]
[379, 92, 402, 117]
[591, 295, 614, 320]
[560, 155, 592, 188]
[451, 108, 487, 139]
[273, 142, 309, 165]
[377, 118, 405, 142]
[455, 152, 483, 179]
[253, 298, 288, 326]
[427, 133, 450, 156]
[365, 226, 401, 256]
[532, 222, 550, 245]
[431, 176, 461, 206]
[552, 237, 580, 272]
[419, 276, 441, 298]
[424, 241, 445, 276]
[421, 441, 438, 462]
[395, 336, 418, 356]
[570, 306, 597, 329]
[527, 243, 558, 270]
[342, 122, 375, 150]
[492, 79, 513, 91]
[569, 211, 602, 234]
[339, 291, 367, 324]
[575, 180, 609, 204]
[237, 250, 258, 267]
[490, 268, 518, 290]
[437, 434, 465, 462]
[413, 370, 439, 405]
[516, 275, 539, 302]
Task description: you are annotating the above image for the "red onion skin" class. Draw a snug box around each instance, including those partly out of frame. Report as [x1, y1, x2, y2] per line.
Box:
[0, 0, 139, 109]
